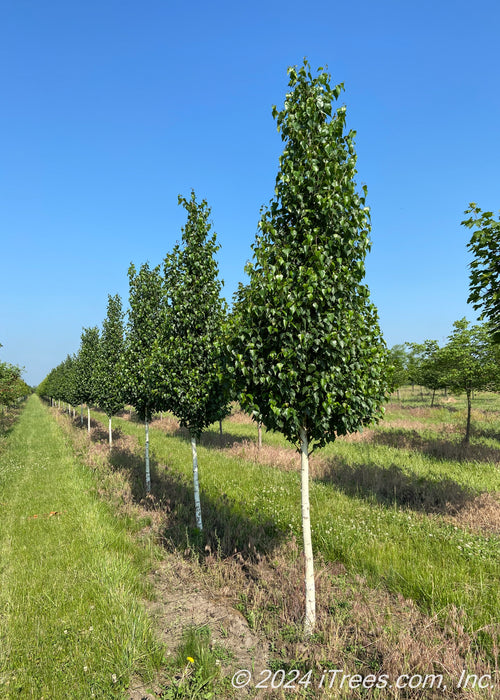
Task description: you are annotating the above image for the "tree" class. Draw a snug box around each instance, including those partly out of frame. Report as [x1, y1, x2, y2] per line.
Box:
[462, 204, 500, 342]
[60, 354, 79, 411]
[407, 340, 447, 406]
[229, 61, 389, 635]
[74, 327, 100, 432]
[96, 294, 125, 447]
[440, 319, 499, 444]
[159, 191, 229, 530]
[0, 360, 29, 410]
[121, 263, 166, 493]
[387, 344, 409, 400]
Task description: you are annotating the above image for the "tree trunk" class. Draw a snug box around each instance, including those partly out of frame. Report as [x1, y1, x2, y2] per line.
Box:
[191, 434, 203, 530]
[80, 404, 83, 426]
[397, 388, 400, 401]
[87, 406, 91, 433]
[108, 417, 112, 448]
[300, 426, 316, 636]
[219, 419, 223, 437]
[145, 419, 151, 494]
[465, 390, 472, 445]
[431, 388, 435, 407]
[258, 421, 262, 449]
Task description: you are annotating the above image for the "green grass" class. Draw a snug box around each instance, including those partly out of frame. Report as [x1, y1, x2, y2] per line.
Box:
[87, 396, 500, 657]
[0, 395, 164, 699]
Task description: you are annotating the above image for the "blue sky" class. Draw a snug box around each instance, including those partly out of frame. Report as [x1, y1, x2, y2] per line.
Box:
[1, 0, 498, 386]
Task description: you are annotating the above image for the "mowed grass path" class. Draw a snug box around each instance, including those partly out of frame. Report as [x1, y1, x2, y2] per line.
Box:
[0, 396, 163, 699]
[90, 403, 500, 656]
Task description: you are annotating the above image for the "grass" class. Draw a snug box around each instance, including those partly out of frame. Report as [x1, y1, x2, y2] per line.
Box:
[86, 391, 500, 659]
[161, 625, 224, 699]
[0, 395, 164, 699]
[34, 389, 500, 697]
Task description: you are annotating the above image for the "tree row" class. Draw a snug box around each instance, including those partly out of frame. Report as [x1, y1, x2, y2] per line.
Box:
[36, 59, 499, 636]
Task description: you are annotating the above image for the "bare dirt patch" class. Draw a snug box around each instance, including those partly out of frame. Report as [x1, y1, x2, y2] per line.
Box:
[147, 555, 268, 684]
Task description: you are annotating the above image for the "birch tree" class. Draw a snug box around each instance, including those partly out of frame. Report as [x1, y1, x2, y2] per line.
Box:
[159, 191, 229, 530]
[122, 263, 165, 494]
[230, 61, 389, 635]
[96, 294, 125, 447]
[74, 327, 100, 432]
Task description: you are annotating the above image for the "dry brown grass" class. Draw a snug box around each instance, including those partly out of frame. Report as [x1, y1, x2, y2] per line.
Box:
[442, 491, 500, 535]
[226, 411, 255, 425]
[225, 440, 301, 472]
[198, 538, 495, 698]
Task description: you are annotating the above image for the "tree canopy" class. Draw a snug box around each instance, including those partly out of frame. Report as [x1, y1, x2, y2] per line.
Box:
[96, 294, 125, 420]
[122, 263, 165, 423]
[160, 191, 229, 438]
[462, 203, 500, 342]
[230, 61, 389, 450]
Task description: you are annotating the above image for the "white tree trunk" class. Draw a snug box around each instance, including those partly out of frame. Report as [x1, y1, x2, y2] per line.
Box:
[108, 417, 112, 448]
[300, 426, 316, 636]
[191, 434, 203, 530]
[87, 406, 91, 433]
[145, 419, 151, 494]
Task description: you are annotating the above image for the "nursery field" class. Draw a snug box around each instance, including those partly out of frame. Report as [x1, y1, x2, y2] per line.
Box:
[0, 389, 499, 698]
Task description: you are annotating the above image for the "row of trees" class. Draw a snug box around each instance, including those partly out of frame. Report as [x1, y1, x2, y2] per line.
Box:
[36, 59, 499, 636]
[38, 192, 231, 528]
[38, 61, 391, 634]
[37, 297, 123, 442]
[388, 320, 500, 442]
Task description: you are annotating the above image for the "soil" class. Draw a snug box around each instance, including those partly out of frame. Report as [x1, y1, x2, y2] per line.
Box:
[128, 557, 269, 699]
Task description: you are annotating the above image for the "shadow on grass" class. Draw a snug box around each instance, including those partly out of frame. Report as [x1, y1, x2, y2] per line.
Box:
[105, 432, 283, 561]
[395, 401, 460, 413]
[317, 456, 477, 514]
[176, 426, 257, 450]
[71, 415, 126, 447]
[370, 428, 500, 463]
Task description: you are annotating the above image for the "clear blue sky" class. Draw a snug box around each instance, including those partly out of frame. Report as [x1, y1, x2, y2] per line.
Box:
[1, 0, 498, 386]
